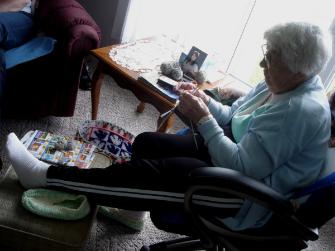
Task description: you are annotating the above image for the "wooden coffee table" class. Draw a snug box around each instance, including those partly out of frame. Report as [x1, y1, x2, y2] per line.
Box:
[90, 44, 181, 133]
[89, 43, 247, 133]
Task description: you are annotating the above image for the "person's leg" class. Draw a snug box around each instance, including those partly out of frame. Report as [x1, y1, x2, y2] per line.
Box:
[6, 131, 218, 208]
[46, 156, 209, 211]
[6, 132, 242, 227]
[7, 131, 208, 230]
[0, 11, 35, 50]
[0, 10, 35, 130]
[0, 12, 35, 117]
[6, 133, 49, 188]
[100, 131, 212, 230]
[132, 131, 212, 163]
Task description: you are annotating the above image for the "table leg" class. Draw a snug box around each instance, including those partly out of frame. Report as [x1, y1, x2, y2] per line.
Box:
[91, 62, 105, 120]
[157, 113, 175, 133]
[136, 102, 146, 113]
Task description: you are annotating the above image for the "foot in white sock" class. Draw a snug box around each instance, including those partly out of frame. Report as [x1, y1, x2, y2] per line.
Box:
[6, 132, 49, 189]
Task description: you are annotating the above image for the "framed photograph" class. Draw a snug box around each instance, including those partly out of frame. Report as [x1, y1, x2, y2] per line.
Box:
[179, 46, 207, 80]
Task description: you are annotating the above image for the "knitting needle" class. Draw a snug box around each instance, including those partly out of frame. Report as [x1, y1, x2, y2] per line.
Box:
[160, 100, 180, 118]
[158, 85, 202, 149]
[157, 110, 174, 131]
[159, 84, 201, 119]
[180, 84, 201, 150]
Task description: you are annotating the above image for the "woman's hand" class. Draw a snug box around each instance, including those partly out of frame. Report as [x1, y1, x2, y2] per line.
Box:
[174, 81, 197, 94]
[174, 82, 210, 105]
[177, 91, 211, 124]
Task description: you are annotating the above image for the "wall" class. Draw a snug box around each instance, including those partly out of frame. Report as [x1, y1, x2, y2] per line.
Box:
[77, 0, 129, 46]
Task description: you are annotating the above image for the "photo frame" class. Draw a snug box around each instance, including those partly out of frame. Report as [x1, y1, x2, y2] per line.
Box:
[179, 46, 208, 81]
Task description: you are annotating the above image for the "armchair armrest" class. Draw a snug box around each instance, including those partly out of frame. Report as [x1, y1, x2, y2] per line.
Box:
[188, 167, 293, 215]
[187, 167, 318, 241]
[36, 0, 101, 58]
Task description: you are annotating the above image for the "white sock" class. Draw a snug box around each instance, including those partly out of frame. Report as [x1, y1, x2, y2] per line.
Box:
[6, 132, 49, 189]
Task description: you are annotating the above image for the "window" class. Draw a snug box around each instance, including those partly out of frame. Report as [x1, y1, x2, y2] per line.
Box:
[122, 0, 335, 87]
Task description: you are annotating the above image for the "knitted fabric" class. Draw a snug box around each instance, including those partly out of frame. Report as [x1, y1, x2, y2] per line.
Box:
[22, 189, 90, 220]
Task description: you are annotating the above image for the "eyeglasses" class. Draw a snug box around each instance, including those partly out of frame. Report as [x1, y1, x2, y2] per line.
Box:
[261, 44, 270, 68]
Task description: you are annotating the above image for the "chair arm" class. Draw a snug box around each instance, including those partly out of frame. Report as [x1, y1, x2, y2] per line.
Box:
[187, 167, 319, 241]
[36, 0, 101, 58]
[189, 167, 294, 215]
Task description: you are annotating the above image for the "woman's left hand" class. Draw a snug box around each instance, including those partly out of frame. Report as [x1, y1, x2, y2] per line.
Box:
[177, 91, 211, 124]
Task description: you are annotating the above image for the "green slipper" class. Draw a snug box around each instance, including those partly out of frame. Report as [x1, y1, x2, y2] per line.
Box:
[22, 188, 90, 220]
[99, 206, 145, 231]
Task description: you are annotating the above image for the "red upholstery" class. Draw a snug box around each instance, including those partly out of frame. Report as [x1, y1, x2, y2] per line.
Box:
[2, 0, 101, 118]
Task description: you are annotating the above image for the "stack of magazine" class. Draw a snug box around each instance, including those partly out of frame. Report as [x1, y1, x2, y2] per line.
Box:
[138, 72, 180, 102]
[22, 130, 96, 169]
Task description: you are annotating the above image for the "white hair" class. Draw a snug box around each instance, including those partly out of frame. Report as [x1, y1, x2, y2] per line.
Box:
[264, 22, 332, 78]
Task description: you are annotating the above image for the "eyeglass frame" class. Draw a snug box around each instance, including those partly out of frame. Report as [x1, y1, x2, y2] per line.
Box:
[261, 44, 270, 68]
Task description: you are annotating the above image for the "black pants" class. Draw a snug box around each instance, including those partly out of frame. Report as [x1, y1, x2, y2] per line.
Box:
[47, 132, 243, 214]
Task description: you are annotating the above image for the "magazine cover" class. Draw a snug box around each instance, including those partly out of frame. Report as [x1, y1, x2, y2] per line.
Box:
[23, 130, 96, 169]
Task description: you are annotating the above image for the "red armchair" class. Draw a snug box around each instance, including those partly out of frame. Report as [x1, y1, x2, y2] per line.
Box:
[2, 0, 101, 118]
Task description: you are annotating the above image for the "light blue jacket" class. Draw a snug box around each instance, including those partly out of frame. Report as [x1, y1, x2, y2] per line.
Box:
[197, 76, 331, 230]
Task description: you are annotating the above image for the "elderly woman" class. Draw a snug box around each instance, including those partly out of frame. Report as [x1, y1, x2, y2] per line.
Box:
[6, 22, 332, 231]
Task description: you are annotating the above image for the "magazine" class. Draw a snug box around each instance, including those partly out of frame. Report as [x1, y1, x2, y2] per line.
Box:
[22, 130, 96, 169]
[138, 72, 180, 102]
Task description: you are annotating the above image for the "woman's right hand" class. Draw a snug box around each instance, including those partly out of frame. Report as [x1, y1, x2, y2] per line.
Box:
[177, 92, 211, 124]
[174, 82, 210, 105]
[174, 81, 197, 94]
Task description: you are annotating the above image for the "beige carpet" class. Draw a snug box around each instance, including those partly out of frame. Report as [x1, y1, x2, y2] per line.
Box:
[0, 75, 334, 250]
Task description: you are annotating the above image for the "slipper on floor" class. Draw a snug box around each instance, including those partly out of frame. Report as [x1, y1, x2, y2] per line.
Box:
[22, 188, 90, 220]
[99, 206, 145, 231]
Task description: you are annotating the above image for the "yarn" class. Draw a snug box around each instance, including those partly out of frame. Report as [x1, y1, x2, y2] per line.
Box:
[171, 61, 180, 69]
[160, 62, 174, 75]
[160, 61, 183, 81]
[160, 61, 207, 83]
[170, 68, 183, 81]
[194, 71, 207, 84]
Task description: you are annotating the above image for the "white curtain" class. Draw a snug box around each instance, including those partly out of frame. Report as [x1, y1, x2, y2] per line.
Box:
[122, 0, 335, 85]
